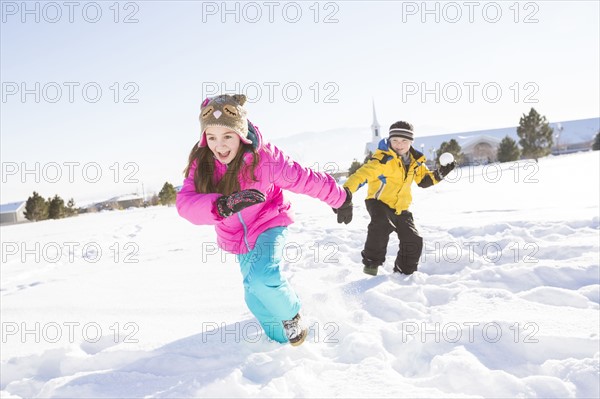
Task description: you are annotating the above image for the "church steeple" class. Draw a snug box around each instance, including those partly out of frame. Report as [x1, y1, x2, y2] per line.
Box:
[365, 99, 382, 157]
[371, 100, 380, 139]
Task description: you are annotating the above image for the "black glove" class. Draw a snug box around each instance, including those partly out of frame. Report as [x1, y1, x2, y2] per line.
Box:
[436, 161, 456, 179]
[216, 189, 266, 218]
[332, 187, 353, 224]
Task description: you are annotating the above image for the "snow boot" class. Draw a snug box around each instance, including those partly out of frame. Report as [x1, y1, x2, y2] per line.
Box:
[363, 264, 379, 276]
[361, 252, 381, 276]
[283, 313, 307, 346]
[394, 261, 416, 275]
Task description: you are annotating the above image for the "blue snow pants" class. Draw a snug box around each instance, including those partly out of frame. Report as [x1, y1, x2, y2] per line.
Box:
[237, 227, 301, 343]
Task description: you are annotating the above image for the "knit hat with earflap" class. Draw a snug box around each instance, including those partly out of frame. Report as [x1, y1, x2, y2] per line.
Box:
[388, 121, 414, 141]
[198, 94, 252, 147]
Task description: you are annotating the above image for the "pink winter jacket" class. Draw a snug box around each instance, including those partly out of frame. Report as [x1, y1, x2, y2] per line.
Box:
[176, 125, 347, 255]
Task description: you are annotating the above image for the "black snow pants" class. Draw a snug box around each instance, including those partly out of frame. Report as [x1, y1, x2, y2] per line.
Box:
[362, 199, 423, 275]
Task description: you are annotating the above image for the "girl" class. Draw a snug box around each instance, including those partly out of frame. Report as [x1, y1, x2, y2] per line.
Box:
[176, 94, 352, 346]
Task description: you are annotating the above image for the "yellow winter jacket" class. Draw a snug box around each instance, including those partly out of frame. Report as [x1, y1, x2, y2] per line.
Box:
[344, 141, 440, 214]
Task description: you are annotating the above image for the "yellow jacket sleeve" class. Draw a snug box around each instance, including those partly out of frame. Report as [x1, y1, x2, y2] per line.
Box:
[343, 157, 383, 193]
[414, 161, 440, 188]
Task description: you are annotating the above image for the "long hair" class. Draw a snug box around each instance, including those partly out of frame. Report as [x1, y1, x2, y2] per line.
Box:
[183, 142, 260, 195]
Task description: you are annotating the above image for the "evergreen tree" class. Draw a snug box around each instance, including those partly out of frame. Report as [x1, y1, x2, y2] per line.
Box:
[497, 136, 521, 162]
[593, 131, 600, 151]
[437, 139, 463, 165]
[48, 195, 65, 219]
[348, 159, 363, 175]
[65, 198, 77, 217]
[516, 108, 554, 161]
[159, 182, 177, 205]
[347, 151, 372, 176]
[24, 191, 48, 221]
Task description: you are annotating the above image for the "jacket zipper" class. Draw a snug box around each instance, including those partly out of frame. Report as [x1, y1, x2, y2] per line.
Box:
[395, 159, 416, 208]
[237, 212, 251, 252]
[374, 181, 386, 199]
[396, 159, 408, 197]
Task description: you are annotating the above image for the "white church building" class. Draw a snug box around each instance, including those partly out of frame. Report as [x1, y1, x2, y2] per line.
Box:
[459, 134, 502, 164]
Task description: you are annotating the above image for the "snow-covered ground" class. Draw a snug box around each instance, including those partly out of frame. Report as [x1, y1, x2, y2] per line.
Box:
[1, 151, 599, 398]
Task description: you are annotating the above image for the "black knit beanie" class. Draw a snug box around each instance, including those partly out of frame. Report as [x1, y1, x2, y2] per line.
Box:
[389, 121, 414, 141]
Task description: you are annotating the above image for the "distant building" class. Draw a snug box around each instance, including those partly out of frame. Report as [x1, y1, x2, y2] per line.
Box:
[87, 194, 144, 212]
[0, 201, 27, 225]
[411, 117, 599, 166]
[460, 135, 502, 164]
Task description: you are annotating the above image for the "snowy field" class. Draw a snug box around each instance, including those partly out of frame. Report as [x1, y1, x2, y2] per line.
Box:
[1, 151, 599, 398]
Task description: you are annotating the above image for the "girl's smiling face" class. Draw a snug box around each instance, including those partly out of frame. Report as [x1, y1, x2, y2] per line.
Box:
[205, 126, 242, 164]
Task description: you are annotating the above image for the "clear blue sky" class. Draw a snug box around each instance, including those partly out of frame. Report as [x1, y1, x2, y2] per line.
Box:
[1, 0, 599, 204]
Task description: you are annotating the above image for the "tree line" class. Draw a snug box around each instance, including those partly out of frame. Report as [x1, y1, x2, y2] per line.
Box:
[23, 182, 179, 222]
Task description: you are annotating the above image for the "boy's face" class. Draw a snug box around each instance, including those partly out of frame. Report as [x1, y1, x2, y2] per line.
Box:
[389, 137, 412, 156]
[205, 126, 242, 164]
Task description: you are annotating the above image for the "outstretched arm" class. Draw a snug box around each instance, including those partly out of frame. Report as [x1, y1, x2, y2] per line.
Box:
[415, 161, 456, 188]
[266, 143, 347, 208]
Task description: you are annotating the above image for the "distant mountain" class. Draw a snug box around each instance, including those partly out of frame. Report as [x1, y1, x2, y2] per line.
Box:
[270, 127, 368, 174]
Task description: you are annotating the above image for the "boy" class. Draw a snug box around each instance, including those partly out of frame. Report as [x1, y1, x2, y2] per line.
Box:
[342, 121, 455, 276]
